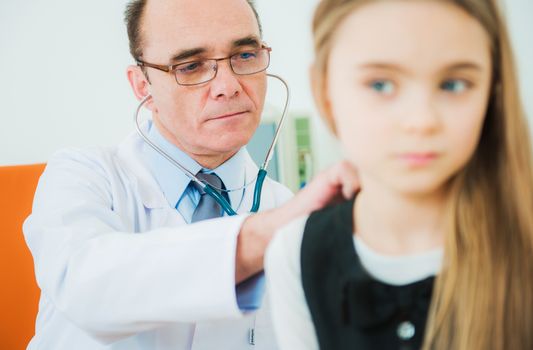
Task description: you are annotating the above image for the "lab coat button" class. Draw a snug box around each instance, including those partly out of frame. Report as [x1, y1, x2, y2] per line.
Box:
[397, 321, 415, 340]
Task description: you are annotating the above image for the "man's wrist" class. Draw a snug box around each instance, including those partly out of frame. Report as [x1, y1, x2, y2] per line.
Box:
[235, 208, 286, 283]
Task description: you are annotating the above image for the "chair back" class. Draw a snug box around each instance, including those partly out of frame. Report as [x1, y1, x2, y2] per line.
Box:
[0, 164, 46, 349]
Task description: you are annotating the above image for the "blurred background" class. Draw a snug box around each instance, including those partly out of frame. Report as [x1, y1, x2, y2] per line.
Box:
[1, 0, 532, 192]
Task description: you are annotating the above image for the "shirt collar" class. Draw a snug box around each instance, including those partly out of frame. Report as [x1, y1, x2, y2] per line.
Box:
[143, 122, 202, 208]
[143, 121, 247, 208]
[211, 146, 246, 209]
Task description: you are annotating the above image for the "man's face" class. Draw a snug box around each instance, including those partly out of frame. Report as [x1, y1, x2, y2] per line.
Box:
[140, 0, 266, 167]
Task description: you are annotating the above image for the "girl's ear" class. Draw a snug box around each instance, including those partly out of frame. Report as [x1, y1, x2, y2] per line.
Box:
[310, 63, 337, 135]
[126, 65, 156, 112]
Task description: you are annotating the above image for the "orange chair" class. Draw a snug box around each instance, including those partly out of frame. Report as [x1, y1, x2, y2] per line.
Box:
[0, 164, 46, 350]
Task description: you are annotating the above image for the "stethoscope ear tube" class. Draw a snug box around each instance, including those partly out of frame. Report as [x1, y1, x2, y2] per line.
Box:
[203, 185, 238, 216]
[250, 169, 267, 213]
[134, 94, 202, 186]
[134, 73, 290, 216]
[263, 74, 291, 171]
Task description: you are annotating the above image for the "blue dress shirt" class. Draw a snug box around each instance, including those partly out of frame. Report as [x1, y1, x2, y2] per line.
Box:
[141, 121, 264, 311]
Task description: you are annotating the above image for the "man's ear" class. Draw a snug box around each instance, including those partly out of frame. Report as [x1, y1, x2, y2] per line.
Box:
[126, 65, 155, 111]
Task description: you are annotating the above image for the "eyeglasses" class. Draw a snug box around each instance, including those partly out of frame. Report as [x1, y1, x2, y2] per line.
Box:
[137, 46, 272, 86]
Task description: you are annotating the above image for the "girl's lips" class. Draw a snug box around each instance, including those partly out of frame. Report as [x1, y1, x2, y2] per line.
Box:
[397, 153, 439, 166]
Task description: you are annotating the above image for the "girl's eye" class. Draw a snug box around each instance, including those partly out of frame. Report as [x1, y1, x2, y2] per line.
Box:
[440, 79, 470, 94]
[369, 80, 395, 95]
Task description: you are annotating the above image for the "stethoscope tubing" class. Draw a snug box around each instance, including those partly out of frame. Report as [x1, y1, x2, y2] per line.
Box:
[134, 73, 290, 216]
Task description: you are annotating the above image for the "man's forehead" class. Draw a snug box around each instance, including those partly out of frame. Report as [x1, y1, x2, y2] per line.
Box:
[142, 0, 260, 55]
[166, 35, 261, 62]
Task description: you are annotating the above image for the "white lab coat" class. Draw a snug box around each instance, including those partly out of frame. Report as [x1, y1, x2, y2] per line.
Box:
[23, 129, 293, 350]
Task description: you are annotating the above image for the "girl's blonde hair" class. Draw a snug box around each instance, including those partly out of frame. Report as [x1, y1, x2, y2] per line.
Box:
[311, 0, 533, 349]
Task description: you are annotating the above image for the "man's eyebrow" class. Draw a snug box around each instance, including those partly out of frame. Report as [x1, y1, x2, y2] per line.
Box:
[232, 36, 261, 48]
[169, 36, 261, 63]
[170, 48, 206, 63]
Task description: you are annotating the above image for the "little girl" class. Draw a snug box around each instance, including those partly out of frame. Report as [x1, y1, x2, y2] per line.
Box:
[265, 0, 533, 349]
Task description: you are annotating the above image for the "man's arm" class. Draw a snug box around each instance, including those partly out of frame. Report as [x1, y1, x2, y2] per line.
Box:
[24, 149, 247, 344]
[24, 148, 356, 343]
[235, 161, 359, 282]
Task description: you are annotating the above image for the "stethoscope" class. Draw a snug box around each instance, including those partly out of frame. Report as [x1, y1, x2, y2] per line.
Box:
[134, 73, 290, 215]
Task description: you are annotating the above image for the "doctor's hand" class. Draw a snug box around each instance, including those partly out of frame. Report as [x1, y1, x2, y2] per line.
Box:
[284, 160, 360, 215]
[236, 160, 359, 282]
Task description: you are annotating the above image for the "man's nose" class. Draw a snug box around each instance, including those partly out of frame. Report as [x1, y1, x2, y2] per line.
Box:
[209, 60, 243, 100]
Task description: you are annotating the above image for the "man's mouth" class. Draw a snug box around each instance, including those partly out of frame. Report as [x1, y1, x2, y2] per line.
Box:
[208, 111, 248, 120]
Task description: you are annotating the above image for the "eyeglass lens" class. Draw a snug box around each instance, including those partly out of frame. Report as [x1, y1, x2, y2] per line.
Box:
[174, 48, 270, 86]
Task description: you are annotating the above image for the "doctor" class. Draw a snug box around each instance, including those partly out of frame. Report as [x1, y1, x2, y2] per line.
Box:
[23, 0, 357, 349]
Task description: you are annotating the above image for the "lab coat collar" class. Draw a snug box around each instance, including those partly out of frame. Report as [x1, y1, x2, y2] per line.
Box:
[116, 122, 171, 209]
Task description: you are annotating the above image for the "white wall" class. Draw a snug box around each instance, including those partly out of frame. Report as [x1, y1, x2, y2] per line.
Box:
[0, 1, 134, 165]
[505, 0, 533, 122]
[1, 0, 532, 168]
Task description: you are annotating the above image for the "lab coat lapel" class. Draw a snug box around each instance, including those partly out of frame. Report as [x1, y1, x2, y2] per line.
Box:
[116, 129, 189, 227]
[116, 128, 169, 209]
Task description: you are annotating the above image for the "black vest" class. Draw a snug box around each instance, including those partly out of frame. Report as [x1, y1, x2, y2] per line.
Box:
[300, 200, 435, 350]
